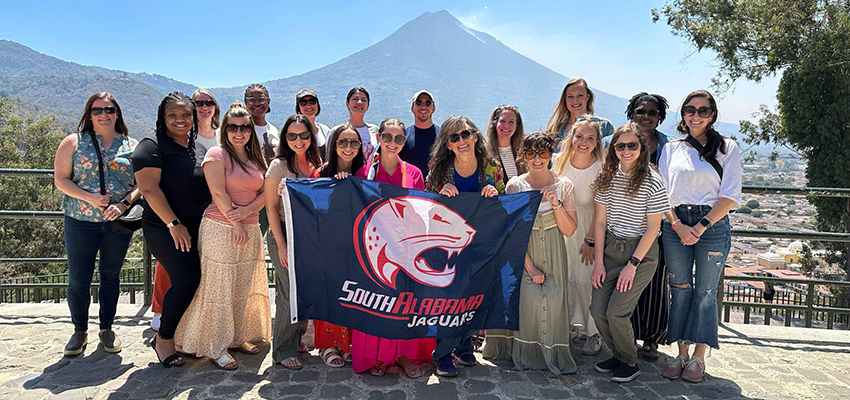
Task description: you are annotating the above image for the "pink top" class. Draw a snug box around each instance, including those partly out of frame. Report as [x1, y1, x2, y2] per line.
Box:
[202, 146, 265, 224]
[355, 156, 425, 190]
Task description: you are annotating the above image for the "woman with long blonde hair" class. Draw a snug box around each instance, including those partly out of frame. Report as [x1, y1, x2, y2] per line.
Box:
[546, 78, 614, 150]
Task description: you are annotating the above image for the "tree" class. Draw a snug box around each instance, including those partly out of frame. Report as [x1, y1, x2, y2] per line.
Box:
[654, 0, 850, 297]
[746, 199, 761, 209]
[738, 205, 752, 214]
[752, 210, 764, 218]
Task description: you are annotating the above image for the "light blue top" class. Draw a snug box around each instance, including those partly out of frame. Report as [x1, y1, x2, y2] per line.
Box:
[555, 115, 615, 152]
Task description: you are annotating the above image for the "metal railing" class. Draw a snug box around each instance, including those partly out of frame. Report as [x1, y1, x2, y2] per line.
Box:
[2, 168, 849, 330]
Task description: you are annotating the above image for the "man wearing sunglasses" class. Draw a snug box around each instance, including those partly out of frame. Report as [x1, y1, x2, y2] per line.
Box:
[603, 93, 675, 165]
[399, 90, 440, 173]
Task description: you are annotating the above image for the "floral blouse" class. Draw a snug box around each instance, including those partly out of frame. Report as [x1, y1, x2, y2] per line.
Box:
[425, 157, 506, 194]
[61, 132, 138, 222]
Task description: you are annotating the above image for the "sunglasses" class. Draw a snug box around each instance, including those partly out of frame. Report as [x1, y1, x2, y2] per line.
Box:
[380, 133, 406, 145]
[298, 98, 318, 106]
[195, 100, 216, 108]
[245, 96, 269, 104]
[91, 106, 117, 116]
[614, 142, 640, 151]
[286, 132, 311, 141]
[415, 100, 433, 107]
[524, 149, 552, 160]
[448, 130, 474, 143]
[337, 139, 362, 149]
[226, 124, 251, 133]
[634, 109, 660, 117]
[683, 105, 713, 118]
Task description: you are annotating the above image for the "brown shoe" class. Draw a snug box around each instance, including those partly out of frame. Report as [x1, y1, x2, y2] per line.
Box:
[99, 330, 122, 353]
[64, 332, 88, 356]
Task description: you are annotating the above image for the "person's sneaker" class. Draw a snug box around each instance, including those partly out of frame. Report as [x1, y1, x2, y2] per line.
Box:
[662, 355, 689, 380]
[594, 357, 622, 373]
[611, 363, 641, 383]
[64, 331, 87, 356]
[455, 352, 477, 367]
[434, 355, 458, 377]
[151, 313, 161, 332]
[581, 334, 602, 356]
[681, 357, 705, 383]
[99, 329, 122, 353]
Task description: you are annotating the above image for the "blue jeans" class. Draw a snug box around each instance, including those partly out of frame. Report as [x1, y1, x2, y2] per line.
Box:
[662, 205, 731, 349]
[64, 216, 133, 332]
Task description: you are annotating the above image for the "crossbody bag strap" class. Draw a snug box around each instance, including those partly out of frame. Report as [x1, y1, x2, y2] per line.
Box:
[88, 132, 107, 195]
[685, 135, 723, 180]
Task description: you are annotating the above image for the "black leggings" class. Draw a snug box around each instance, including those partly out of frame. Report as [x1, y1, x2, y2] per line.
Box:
[143, 220, 201, 339]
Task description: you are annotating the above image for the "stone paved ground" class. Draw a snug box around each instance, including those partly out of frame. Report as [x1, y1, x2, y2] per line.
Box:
[0, 303, 848, 400]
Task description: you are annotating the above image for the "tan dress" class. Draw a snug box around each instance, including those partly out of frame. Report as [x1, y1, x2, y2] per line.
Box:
[483, 173, 578, 375]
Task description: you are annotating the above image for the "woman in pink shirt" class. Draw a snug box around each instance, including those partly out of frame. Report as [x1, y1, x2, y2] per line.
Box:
[174, 102, 271, 370]
[351, 118, 432, 377]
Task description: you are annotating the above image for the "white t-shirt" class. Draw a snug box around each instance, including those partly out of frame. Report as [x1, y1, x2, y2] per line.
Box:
[314, 122, 332, 148]
[254, 122, 280, 149]
[658, 138, 743, 208]
[498, 146, 519, 180]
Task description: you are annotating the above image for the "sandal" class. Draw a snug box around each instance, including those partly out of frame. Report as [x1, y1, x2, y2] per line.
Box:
[298, 342, 309, 353]
[321, 348, 345, 368]
[472, 329, 485, 351]
[396, 356, 422, 378]
[340, 351, 353, 363]
[213, 352, 239, 370]
[280, 356, 303, 370]
[370, 361, 386, 376]
[151, 335, 184, 368]
[642, 342, 660, 360]
[232, 342, 260, 354]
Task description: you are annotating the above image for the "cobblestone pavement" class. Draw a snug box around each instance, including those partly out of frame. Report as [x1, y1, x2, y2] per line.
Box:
[0, 303, 848, 400]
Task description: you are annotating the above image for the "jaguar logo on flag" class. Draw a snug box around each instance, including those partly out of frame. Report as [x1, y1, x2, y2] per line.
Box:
[353, 197, 477, 289]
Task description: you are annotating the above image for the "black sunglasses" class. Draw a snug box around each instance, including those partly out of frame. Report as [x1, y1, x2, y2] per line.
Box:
[337, 139, 362, 149]
[91, 106, 117, 116]
[415, 100, 433, 107]
[380, 133, 406, 145]
[634, 109, 660, 117]
[298, 98, 318, 106]
[448, 130, 474, 143]
[286, 132, 311, 141]
[614, 142, 640, 151]
[195, 100, 216, 108]
[226, 124, 251, 133]
[683, 106, 713, 118]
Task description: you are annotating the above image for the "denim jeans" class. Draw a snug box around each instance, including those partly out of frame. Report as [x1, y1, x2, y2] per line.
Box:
[433, 329, 475, 362]
[662, 205, 731, 349]
[64, 215, 133, 332]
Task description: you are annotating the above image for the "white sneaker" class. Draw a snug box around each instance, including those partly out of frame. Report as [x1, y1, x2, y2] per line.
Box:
[582, 334, 602, 356]
[151, 313, 161, 332]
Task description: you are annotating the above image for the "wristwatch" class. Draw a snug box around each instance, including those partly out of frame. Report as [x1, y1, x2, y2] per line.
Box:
[120, 199, 132, 208]
[629, 256, 642, 267]
[699, 216, 713, 228]
[166, 218, 181, 228]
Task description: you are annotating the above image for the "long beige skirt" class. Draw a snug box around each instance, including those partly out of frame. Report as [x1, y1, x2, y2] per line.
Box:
[175, 217, 271, 359]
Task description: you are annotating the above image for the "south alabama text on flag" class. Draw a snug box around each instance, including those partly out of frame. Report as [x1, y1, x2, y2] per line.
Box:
[282, 177, 542, 340]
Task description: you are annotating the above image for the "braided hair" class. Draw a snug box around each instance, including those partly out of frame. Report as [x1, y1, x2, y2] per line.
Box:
[625, 92, 669, 124]
[155, 91, 198, 144]
[244, 83, 271, 113]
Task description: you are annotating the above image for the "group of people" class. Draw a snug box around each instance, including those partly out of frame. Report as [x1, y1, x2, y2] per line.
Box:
[55, 77, 742, 384]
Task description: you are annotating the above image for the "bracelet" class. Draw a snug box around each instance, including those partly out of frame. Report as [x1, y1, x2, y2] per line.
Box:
[552, 200, 563, 210]
[671, 219, 681, 231]
[584, 237, 595, 248]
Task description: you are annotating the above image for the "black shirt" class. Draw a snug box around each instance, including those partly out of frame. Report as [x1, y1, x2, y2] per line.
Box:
[399, 124, 439, 175]
[132, 134, 212, 226]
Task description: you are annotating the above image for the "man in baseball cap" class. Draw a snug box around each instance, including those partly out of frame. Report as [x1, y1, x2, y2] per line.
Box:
[399, 90, 439, 173]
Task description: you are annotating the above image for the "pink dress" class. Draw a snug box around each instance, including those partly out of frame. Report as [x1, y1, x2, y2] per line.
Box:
[351, 157, 435, 372]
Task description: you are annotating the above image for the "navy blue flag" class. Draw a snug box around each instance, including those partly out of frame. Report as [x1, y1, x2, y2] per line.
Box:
[282, 177, 542, 339]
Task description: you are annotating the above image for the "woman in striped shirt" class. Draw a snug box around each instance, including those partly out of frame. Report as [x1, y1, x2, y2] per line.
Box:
[589, 123, 669, 383]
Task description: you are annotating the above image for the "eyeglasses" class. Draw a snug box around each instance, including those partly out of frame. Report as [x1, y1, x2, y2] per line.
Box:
[415, 100, 433, 107]
[245, 96, 269, 104]
[298, 98, 318, 106]
[337, 139, 362, 149]
[380, 133, 406, 145]
[286, 132, 311, 141]
[634, 109, 660, 117]
[195, 100, 216, 108]
[683, 106, 712, 118]
[613, 142, 640, 151]
[226, 124, 251, 133]
[448, 130, 474, 143]
[524, 149, 552, 160]
[91, 107, 117, 116]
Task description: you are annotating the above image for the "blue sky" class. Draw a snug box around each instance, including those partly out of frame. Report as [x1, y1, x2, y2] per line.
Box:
[0, 0, 779, 123]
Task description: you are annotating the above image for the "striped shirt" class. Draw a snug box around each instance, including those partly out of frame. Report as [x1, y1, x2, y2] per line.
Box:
[594, 168, 669, 238]
[498, 146, 519, 180]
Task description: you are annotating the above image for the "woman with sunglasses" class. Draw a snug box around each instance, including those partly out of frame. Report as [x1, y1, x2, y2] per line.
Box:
[550, 118, 605, 357]
[264, 115, 322, 370]
[590, 123, 668, 383]
[350, 118, 432, 377]
[295, 89, 332, 161]
[659, 90, 742, 383]
[425, 116, 504, 377]
[174, 102, 270, 370]
[486, 105, 526, 185]
[150, 89, 222, 332]
[54, 92, 140, 356]
[546, 78, 614, 151]
[307, 123, 365, 368]
[135, 92, 212, 367]
[488, 132, 579, 376]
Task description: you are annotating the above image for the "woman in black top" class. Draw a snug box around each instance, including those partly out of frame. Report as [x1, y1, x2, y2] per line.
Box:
[134, 92, 212, 367]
